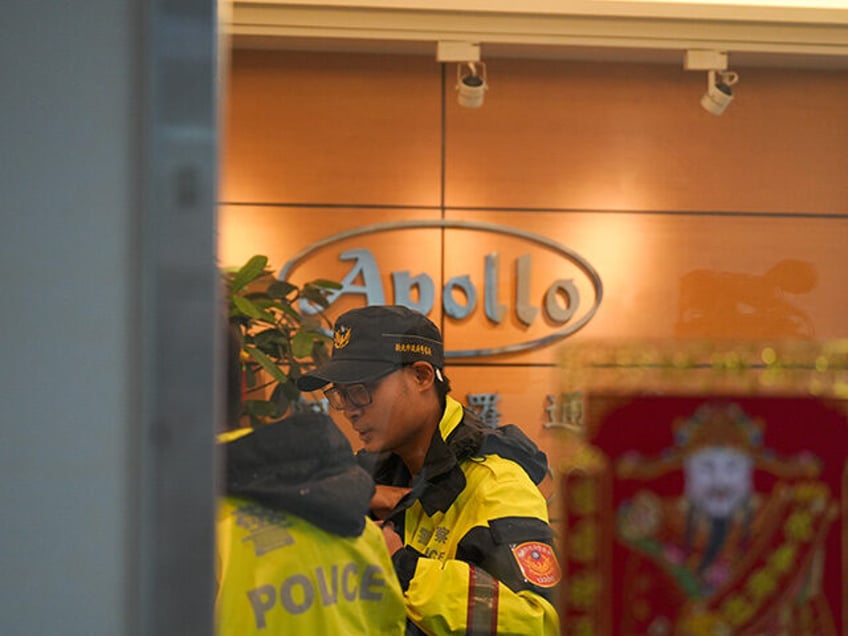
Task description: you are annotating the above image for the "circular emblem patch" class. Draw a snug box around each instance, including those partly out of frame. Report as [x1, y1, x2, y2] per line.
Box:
[511, 541, 561, 588]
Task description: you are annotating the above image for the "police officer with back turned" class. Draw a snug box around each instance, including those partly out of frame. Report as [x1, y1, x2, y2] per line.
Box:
[215, 324, 407, 634]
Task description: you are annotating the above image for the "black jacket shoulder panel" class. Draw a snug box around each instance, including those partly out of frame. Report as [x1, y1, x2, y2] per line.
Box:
[456, 520, 559, 606]
[445, 408, 549, 485]
[477, 424, 549, 485]
[488, 516, 555, 543]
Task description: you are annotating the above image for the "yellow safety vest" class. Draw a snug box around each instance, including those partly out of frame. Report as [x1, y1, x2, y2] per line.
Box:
[216, 497, 407, 635]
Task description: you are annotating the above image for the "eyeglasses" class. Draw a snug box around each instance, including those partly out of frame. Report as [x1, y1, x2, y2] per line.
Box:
[323, 368, 399, 411]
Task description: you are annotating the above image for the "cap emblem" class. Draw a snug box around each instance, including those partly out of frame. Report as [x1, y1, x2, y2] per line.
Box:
[333, 326, 352, 350]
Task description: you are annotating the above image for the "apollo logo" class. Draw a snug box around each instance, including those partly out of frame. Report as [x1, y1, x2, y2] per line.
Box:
[279, 220, 603, 357]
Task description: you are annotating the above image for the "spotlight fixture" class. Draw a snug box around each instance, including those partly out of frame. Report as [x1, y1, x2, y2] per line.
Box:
[436, 41, 488, 109]
[684, 50, 739, 116]
[456, 62, 488, 109]
[701, 69, 739, 116]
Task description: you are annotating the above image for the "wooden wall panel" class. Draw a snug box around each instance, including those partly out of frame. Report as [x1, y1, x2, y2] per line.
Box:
[220, 205, 442, 289]
[221, 48, 848, 452]
[223, 50, 442, 206]
[444, 59, 848, 214]
[440, 210, 848, 356]
[221, 204, 848, 417]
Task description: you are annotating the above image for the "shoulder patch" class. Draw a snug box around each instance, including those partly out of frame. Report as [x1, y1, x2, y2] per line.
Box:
[511, 541, 561, 588]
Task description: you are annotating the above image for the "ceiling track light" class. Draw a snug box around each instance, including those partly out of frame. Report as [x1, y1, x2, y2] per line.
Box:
[456, 61, 488, 109]
[701, 68, 739, 116]
[684, 49, 739, 116]
[436, 41, 489, 109]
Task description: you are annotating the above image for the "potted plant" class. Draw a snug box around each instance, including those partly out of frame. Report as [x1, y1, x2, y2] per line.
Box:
[224, 254, 341, 427]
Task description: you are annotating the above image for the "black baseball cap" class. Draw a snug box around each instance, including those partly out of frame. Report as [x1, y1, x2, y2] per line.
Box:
[296, 305, 444, 392]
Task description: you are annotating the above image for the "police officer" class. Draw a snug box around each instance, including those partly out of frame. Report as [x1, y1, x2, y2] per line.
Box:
[216, 326, 406, 634]
[298, 305, 561, 635]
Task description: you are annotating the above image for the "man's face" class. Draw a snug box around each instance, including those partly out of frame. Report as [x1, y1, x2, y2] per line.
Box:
[684, 447, 754, 519]
[335, 365, 431, 457]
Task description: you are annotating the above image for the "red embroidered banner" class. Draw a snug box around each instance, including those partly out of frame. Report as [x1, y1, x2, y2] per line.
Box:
[559, 394, 846, 636]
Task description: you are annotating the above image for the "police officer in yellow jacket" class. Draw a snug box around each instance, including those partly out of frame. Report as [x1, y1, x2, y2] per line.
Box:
[216, 412, 407, 635]
[298, 305, 561, 635]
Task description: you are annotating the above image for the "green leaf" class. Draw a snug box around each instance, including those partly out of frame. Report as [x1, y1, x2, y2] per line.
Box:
[300, 287, 332, 309]
[312, 339, 331, 365]
[253, 328, 286, 349]
[281, 378, 301, 402]
[245, 346, 289, 383]
[224, 254, 339, 420]
[244, 399, 282, 418]
[271, 383, 291, 416]
[279, 302, 301, 321]
[268, 280, 297, 299]
[231, 255, 269, 292]
[245, 295, 278, 312]
[244, 290, 272, 302]
[300, 314, 325, 330]
[292, 330, 317, 358]
[232, 295, 275, 322]
[309, 278, 343, 290]
[244, 364, 257, 388]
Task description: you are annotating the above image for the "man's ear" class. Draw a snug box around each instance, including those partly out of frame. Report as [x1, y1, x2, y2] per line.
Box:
[409, 361, 436, 389]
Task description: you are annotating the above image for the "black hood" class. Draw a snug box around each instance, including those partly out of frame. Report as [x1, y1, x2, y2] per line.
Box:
[224, 412, 374, 537]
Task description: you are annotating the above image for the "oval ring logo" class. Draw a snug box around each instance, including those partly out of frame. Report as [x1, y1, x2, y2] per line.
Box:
[279, 219, 603, 358]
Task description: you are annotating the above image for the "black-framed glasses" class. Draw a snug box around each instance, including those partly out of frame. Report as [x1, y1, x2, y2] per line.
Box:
[322, 367, 400, 411]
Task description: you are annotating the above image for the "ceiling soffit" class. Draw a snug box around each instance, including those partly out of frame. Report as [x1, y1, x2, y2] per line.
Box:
[227, 2, 848, 68]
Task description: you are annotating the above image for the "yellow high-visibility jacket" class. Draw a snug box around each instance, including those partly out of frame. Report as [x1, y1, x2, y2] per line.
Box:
[216, 498, 406, 635]
[368, 396, 561, 635]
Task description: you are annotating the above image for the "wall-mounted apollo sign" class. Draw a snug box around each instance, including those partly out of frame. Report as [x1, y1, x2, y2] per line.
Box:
[279, 219, 603, 358]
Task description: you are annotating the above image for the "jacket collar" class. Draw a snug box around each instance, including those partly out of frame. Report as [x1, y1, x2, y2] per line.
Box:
[414, 396, 467, 514]
[375, 396, 469, 516]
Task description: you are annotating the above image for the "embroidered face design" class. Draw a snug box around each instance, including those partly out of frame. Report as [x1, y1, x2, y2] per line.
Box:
[684, 447, 754, 519]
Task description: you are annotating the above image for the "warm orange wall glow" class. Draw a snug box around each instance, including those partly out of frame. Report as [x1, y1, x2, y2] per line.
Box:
[221, 48, 848, 457]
